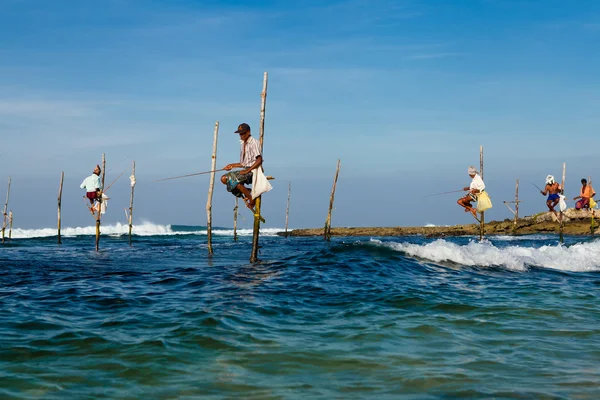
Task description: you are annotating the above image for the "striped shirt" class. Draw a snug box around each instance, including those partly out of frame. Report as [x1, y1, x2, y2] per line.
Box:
[240, 136, 262, 168]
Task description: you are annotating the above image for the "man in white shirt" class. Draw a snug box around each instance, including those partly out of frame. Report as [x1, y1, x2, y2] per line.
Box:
[80, 165, 102, 207]
[457, 166, 485, 218]
[221, 123, 263, 209]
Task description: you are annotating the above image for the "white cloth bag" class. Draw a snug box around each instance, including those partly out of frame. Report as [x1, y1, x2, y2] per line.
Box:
[559, 195, 567, 212]
[251, 168, 272, 199]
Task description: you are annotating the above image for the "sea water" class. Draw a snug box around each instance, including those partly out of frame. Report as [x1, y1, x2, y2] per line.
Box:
[1, 224, 600, 398]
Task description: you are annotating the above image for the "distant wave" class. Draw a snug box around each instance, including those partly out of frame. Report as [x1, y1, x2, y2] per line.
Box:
[10, 221, 286, 239]
[372, 238, 600, 272]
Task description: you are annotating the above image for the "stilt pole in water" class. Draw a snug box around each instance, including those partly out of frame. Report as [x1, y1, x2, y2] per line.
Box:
[558, 162, 566, 241]
[479, 146, 485, 241]
[285, 181, 291, 237]
[324, 159, 341, 241]
[503, 179, 522, 235]
[207, 121, 219, 255]
[2, 177, 11, 244]
[8, 211, 13, 240]
[250, 72, 268, 263]
[233, 198, 239, 241]
[58, 171, 64, 244]
[96, 154, 106, 251]
[128, 161, 136, 246]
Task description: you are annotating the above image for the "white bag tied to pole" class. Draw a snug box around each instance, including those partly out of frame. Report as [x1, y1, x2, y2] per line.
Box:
[251, 167, 272, 199]
[559, 195, 567, 212]
[129, 175, 136, 188]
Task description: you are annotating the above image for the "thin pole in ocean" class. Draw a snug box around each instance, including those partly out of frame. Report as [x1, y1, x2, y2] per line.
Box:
[589, 175, 594, 237]
[324, 159, 341, 241]
[128, 161, 136, 246]
[58, 171, 64, 245]
[8, 211, 12, 240]
[503, 179, 521, 235]
[559, 162, 566, 243]
[479, 146, 485, 241]
[2, 176, 11, 244]
[96, 153, 106, 251]
[233, 198, 239, 241]
[285, 181, 291, 237]
[207, 121, 219, 255]
[250, 72, 268, 263]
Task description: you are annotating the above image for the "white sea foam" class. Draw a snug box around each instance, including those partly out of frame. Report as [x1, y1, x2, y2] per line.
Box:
[372, 238, 600, 272]
[10, 221, 286, 239]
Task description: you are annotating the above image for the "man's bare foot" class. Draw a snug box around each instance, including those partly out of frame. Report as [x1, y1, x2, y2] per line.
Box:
[470, 209, 477, 218]
[243, 197, 255, 211]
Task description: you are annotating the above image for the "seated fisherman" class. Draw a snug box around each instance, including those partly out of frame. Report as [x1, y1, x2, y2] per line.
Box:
[457, 165, 485, 218]
[80, 165, 102, 213]
[574, 178, 595, 210]
[540, 175, 562, 217]
[221, 123, 263, 209]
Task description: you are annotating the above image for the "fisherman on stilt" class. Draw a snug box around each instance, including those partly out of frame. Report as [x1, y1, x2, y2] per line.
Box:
[540, 175, 562, 221]
[457, 166, 485, 219]
[80, 164, 103, 214]
[221, 123, 263, 210]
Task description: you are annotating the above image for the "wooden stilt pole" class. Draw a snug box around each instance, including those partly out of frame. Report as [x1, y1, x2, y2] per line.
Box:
[58, 171, 64, 244]
[8, 211, 13, 240]
[589, 175, 595, 236]
[250, 72, 268, 263]
[324, 159, 341, 241]
[284, 181, 291, 237]
[2, 177, 11, 244]
[233, 198, 239, 241]
[207, 121, 219, 255]
[479, 146, 485, 241]
[560, 162, 566, 243]
[128, 161, 136, 246]
[96, 154, 106, 251]
[503, 179, 522, 235]
[514, 179, 519, 234]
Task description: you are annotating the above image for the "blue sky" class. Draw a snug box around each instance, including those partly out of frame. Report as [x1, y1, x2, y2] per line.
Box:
[1, 0, 599, 229]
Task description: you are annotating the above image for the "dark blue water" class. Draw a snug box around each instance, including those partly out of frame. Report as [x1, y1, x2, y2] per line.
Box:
[2, 226, 600, 398]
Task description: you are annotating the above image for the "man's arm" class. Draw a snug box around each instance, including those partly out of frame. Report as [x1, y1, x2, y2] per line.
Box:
[223, 163, 243, 171]
[240, 156, 263, 175]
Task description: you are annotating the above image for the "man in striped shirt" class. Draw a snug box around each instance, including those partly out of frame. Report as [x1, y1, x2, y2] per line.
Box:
[221, 123, 263, 209]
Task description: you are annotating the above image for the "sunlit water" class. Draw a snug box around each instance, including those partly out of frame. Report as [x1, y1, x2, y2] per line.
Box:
[2, 224, 600, 398]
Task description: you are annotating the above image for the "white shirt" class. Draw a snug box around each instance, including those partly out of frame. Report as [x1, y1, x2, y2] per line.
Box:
[470, 174, 485, 191]
[80, 174, 101, 192]
[240, 136, 262, 168]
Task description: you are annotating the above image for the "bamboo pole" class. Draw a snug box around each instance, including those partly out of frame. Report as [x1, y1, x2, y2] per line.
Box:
[285, 181, 291, 237]
[514, 179, 519, 234]
[324, 159, 341, 241]
[560, 162, 566, 243]
[207, 121, 219, 255]
[233, 198, 239, 241]
[58, 171, 64, 244]
[128, 161, 136, 246]
[479, 146, 484, 241]
[589, 175, 595, 236]
[8, 211, 13, 240]
[2, 177, 11, 244]
[250, 72, 268, 263]
[96, 154, 106, 251]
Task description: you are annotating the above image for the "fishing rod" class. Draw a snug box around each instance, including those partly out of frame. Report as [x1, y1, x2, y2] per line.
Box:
[104, 170, 126, 193]
[531, 182, 543, 192]
[423, 189, 466, 198]
[156, 168, 227, 182]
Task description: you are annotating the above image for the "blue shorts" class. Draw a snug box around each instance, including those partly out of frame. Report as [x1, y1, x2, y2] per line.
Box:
[548, 194, 560, 201]
[225, 171, 253, 194]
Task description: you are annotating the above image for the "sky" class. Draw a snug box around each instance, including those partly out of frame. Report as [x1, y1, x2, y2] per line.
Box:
[1, 0, 599, 230]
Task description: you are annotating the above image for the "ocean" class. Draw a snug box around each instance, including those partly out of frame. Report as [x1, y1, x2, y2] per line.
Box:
[1, 223, 600, 399]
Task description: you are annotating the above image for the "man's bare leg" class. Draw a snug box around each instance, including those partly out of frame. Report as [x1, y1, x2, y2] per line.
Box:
[236, 184, 254, 208]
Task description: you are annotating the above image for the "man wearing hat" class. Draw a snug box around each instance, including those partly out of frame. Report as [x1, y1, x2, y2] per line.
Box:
[221, 123, 263, 209]
[457, 166, 485, 218]
[80, 164, 102, 213]
[540, 175, 562, 217]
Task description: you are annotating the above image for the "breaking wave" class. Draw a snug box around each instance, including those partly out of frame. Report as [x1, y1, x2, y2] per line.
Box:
[9, 221, 285, 239]
[372, 238, 600, 272]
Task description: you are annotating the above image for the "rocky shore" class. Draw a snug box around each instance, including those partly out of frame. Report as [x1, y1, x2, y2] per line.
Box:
[282, 209, 599, 237]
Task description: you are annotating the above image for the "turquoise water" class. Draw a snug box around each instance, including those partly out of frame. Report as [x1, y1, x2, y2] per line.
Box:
[1, 225, 600, 399]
